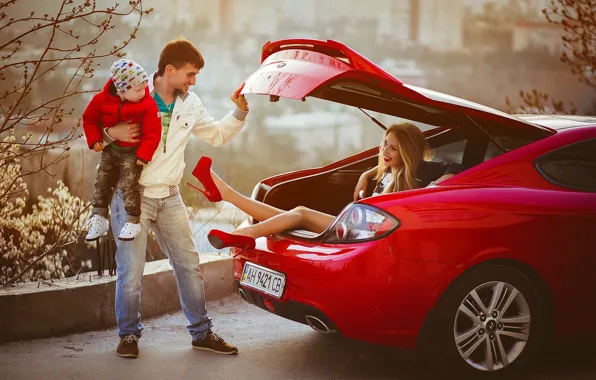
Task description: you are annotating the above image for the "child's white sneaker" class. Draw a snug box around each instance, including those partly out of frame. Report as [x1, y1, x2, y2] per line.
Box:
[85, 214, 109, 241]
[118, 222, 141, 241]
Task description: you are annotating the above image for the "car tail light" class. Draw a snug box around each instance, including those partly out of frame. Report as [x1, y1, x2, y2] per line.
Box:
[321, 204, 400, 244]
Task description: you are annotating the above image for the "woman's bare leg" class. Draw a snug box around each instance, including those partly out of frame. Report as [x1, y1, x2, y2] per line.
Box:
[211, 169, 287, 222]
[234, 206, 335, 238]
[210, 170, 334, 238]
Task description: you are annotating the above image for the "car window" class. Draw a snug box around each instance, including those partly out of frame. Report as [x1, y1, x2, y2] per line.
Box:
[535, 138, 596, 192]
[432, 140, 466, 164]
[470, 116, 551, 151]
[483, 135, 537, 161]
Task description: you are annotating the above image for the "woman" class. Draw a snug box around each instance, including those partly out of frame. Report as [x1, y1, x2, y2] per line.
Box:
[190, 123, 463, 250]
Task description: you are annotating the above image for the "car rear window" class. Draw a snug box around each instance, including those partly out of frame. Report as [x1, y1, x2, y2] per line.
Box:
[535, 138, 596, 192]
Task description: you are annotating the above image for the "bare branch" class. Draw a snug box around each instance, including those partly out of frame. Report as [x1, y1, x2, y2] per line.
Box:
[543, 0, 596, 88]
[507, 0, 594, 114]
[0, 1, 148, 51]
[0, 1, 152, 285]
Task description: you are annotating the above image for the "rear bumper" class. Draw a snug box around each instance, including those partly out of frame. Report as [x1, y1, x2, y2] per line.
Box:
[235, 280, 339, 333]
[232, 231, 459, 349]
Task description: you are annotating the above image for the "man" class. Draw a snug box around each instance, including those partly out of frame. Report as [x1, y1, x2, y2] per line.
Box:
[102, 37, 248, 358]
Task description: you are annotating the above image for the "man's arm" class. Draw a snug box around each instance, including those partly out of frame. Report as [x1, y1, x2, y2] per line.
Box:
[102, 121, 142, 144]
[191, 83, 249, 147]
[101, 127, 116, 145]
[191, 104, 247, 147]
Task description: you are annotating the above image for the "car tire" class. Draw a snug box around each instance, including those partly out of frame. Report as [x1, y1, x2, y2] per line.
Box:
[426, 264, 547, 379]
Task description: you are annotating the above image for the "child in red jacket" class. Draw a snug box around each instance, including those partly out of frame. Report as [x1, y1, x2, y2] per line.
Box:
[82, 59, 161, 241]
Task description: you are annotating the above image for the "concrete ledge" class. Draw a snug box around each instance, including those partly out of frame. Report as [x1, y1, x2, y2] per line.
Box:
[0, 253, 234, 343]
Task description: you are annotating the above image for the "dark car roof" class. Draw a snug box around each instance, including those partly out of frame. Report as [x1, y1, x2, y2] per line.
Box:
[515, 115, 596, 130]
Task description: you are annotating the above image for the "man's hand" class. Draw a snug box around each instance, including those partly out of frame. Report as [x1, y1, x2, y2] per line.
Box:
[136, 159, 146, 166]
[107, 120, 141, 143]
[92, 141, 104, 152]
[230, 82, 248, 112]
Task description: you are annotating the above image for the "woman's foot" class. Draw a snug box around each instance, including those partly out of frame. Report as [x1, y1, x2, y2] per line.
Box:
[207, 229, 256, 250]
[85, 214, 109, 241]
[189, 157, 227, 202]
[118, 222, 142, 241]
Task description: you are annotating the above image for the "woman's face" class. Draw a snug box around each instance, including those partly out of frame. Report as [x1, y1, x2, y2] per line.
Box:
[381, 132, 401, 169]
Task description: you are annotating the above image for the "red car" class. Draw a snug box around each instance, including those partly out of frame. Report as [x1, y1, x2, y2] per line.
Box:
[232, 39, 596, 377]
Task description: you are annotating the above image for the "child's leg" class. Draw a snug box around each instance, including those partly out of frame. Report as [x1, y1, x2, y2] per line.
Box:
[118, 149, 143, 224]
[92, 145, 120, 218]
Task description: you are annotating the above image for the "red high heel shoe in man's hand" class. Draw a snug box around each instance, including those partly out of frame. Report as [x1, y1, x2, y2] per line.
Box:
[187, 156, 222, 202]
[208, 229, 256, 251]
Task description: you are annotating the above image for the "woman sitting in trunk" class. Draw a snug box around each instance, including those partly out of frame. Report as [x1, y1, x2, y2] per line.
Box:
[190, 122, 463, 250]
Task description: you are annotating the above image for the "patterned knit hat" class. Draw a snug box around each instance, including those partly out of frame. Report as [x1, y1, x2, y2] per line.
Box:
[110, 59, 148, 94]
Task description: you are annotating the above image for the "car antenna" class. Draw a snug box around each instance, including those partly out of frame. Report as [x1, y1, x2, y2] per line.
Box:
[358, 108, 387, 130]
[462, 112, 508, 154]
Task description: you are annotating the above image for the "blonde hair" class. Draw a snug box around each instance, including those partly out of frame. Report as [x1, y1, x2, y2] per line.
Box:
[375, 123, 432, 193]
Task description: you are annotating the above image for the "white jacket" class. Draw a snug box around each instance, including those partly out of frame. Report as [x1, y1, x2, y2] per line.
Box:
[106, 73, 247, 199]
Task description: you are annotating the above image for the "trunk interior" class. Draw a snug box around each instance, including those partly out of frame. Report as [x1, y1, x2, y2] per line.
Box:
[252, 114, 550, 229]
[259, 155, 378, 218]
[253, 125, 471, 221]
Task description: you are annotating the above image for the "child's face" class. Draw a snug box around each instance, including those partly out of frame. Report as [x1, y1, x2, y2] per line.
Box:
[120, 81, 147, 103]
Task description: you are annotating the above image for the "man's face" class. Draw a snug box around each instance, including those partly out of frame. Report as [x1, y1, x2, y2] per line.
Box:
[166, 63, 199, 93]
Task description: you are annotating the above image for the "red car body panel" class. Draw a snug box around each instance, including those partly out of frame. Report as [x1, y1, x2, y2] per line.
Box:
[233, 38, 596, 350]
[243, 38, 549, 131]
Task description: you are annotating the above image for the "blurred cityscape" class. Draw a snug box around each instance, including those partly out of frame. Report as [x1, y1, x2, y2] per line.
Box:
[4, 0, 594, 204]
[2, 0, 594, 266]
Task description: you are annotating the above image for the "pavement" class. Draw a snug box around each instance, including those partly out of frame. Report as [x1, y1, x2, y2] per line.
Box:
[1, 295, 594, 380]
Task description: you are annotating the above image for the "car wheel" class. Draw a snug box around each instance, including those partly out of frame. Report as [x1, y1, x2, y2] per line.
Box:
[428, 265, 546, 378]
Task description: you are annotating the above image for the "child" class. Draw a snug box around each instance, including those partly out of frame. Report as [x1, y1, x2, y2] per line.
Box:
[82, 59, 161, 241]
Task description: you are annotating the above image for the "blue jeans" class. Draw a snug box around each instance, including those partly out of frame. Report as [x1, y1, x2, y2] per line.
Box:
[111, 188, 213, 341]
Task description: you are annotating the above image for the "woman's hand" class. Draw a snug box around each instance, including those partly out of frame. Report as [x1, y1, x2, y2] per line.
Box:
[429, 174, 455, 186]
[353, 172, 370, 201]
[107, 120, 141, 143]
[136, 159, 146, 166]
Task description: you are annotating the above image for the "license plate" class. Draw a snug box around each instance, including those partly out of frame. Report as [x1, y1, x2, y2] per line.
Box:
[240, 262, 286, 299]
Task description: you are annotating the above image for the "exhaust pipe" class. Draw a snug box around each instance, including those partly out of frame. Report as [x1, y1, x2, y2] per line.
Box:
[305, 315, 336, 334]
[238, 288, 248, 302]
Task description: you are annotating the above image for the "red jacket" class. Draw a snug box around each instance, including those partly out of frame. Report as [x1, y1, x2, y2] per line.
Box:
[82, 80, 161, 163]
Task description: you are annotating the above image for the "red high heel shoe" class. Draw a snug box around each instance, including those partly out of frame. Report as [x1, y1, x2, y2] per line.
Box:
[188, 156, 222, 202]
[208, 229, 256, 251]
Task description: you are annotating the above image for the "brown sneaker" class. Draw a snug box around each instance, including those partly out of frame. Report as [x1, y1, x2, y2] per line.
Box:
[117, 335, 139, 358]
[192, 330, 238, 355]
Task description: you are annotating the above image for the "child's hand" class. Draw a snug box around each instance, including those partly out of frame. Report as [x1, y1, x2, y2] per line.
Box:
[136, 159, 146, 166]
[93, 142, 104, 152]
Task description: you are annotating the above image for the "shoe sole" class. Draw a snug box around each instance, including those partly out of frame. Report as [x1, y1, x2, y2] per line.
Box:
[86, 230, 109, 241]
[192, 346, 238, 355]
[118, 237, 134, 241]
[117, 353, 139, 358]
[207, 235, 225, 249]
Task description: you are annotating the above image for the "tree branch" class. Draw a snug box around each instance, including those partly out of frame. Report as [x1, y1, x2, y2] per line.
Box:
[0, 1, 145, 51]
